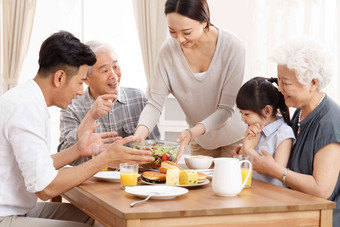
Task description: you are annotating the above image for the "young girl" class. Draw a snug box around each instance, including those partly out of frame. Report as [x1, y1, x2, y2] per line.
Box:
[236, 77, 295, 187]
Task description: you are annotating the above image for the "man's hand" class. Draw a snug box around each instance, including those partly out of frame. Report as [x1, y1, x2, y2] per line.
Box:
[77, 94, 117, 141]
[103, 136, 155, 168]
[88, 94, 116, 121]
[77, 125, 122, 157]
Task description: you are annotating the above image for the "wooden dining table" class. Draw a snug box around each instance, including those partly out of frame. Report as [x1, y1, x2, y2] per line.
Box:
[62, 177, 335, 227]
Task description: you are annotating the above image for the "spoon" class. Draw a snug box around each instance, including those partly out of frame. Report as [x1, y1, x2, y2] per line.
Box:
[130, 192, 159, 207]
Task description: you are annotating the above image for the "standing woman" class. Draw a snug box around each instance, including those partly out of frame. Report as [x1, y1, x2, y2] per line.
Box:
[250, 40, 340, 226]
[134, 0, 245, 159]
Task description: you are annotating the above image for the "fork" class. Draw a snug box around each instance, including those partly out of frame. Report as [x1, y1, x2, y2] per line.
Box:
[130, 192, 159, 207]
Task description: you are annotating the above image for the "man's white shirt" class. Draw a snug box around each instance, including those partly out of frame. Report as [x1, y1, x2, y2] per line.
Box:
[0, 80, 58, 216]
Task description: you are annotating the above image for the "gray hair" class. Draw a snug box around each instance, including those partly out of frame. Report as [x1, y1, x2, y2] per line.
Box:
[270, 39, 333, 91]
[85, 41, 117, 76]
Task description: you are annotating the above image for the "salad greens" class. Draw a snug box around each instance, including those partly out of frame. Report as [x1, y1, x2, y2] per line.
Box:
[133, 140, 179, 169]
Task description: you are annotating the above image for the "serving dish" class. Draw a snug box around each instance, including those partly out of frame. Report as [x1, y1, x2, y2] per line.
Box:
[132, 140, 179, 169]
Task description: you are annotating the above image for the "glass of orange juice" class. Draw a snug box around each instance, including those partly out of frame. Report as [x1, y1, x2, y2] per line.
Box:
[233, 155, 253, 188]
[120, 163, 139, 189]
[92, 144, 108, 171]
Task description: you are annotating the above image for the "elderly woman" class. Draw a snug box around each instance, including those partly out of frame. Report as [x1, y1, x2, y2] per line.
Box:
[250, 40, 340, 226]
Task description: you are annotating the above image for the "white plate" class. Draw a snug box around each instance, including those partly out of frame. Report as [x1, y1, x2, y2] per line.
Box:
[93, 171, 141, 182]
[141, 179, 210, 188]
[125, 185, 188, 199]
[195, 169, 214, 172]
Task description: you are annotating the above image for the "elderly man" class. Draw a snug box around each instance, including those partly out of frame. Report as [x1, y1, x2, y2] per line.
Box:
[0, 31, 154, 226]
[58, 41, 160, 165]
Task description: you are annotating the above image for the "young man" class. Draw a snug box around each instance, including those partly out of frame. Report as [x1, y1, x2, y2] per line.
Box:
[58, 41, 160, 165]
[0, 31, 154, 226]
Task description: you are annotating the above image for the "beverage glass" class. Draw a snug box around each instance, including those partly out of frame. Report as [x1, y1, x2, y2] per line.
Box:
[120, 163, 139, 189]
[92, 144, 108, 172]
[233, 155, 253, 188]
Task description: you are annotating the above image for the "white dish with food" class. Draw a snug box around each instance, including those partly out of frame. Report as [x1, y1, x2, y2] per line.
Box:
[141, 179, 210, 188]
[93, 171, 140, 182]
[125, 185, 188, 199]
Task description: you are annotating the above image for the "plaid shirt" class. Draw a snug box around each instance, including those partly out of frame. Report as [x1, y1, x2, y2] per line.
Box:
[58, 86, 160, 165]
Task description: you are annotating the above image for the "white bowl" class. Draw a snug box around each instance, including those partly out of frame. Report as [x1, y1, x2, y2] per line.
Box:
[184, 155, 213, 169]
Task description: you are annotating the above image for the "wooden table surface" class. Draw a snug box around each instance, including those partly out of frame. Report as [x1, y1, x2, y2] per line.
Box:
[62, 177, 335, 227]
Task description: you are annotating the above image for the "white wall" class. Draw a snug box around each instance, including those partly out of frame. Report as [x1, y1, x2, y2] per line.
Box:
[208, 0, 340, 102]
[208, 0, 252, 79]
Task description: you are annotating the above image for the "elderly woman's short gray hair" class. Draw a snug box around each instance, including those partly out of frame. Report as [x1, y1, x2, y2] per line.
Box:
[271, 39, 333, 91]
[85, 41, 117, 76]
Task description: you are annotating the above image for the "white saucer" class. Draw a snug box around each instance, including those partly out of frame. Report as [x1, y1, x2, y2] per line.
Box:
[125, 185, 188, 199]
[93, 171, 141, 182]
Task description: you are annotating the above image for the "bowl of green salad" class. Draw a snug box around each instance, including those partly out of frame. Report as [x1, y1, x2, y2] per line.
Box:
[132, 140, 180, 169]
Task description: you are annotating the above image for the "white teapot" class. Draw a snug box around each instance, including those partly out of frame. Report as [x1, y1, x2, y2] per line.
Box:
[212, 157, 252, 197]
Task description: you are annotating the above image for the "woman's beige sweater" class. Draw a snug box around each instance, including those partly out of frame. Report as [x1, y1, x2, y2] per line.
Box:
[138, 29, 246, 149]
